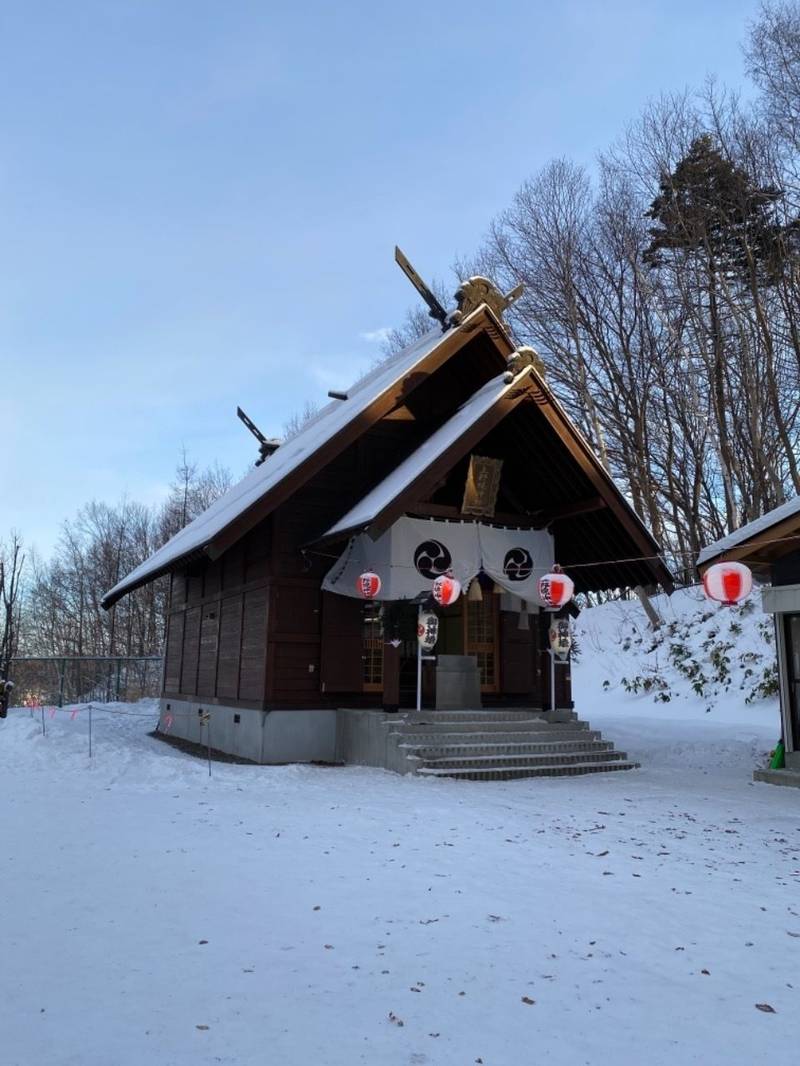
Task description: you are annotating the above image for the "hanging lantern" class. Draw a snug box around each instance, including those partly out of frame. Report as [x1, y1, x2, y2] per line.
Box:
[549, 618, 572, 660]
[538, 570, 575, 610]
[433, 573, 461, 606]
[357, 571, 381, 599]
[417, 610, 439, 651]
[467, 578, 483, 602]
[702, 561, 753, 606]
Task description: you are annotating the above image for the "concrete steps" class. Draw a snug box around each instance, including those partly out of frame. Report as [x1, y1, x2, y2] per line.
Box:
[400, 719, 591, 734]
[403, 739, 615, 758]
[416, 759, 636, 781]
[391, 709, 636, 780]
[409, 749, 630, 771]
[399, 729, 601, 746]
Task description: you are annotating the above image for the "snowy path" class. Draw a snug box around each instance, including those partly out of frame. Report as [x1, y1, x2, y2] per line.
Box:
[2, 703, 799, 1065]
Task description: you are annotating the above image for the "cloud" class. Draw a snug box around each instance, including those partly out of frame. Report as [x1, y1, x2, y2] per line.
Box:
[359, 327, 392, 344]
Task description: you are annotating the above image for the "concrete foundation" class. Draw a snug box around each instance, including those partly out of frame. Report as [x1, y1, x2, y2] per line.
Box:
[160, 699, 337, 764]
[753, 767, 800, 789]
[159, 699, 581, 771]
[335, 709, 410, 773]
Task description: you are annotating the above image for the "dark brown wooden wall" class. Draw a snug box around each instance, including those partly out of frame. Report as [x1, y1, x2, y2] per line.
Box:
[162, 523, 271, 708]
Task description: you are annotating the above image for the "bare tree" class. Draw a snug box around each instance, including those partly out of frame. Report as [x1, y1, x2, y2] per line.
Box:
[0, 534, 25, 715]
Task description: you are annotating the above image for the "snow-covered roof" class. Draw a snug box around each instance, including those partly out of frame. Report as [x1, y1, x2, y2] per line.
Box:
[102, 321, 467, 607]
[325, 368, 531, 538]
[697, 495, 800, 566]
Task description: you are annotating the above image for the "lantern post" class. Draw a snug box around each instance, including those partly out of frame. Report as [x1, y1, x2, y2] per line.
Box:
[537, 567, 575, 714]
[416, 607, 439, 712]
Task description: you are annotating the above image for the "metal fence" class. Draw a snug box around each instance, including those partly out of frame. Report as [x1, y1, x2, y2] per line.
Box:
[8, 656, 163, 707]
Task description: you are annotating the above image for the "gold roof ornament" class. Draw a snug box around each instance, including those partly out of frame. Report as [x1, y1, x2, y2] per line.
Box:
[394, 247, 524, 331]
[506, 345, 545, 379]
[450, 276, 524, 326]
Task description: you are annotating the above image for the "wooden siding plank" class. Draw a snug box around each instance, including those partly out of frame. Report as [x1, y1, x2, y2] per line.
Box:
[216, 595, 244, 700]
[164, 611, 185, 694]
[181, 606, 201, 695]
[238, 588, 268, 701]
[197, 603, 221, 697]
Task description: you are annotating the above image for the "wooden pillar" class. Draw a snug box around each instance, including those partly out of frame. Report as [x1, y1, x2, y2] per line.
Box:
[382, 641, 400, 712]
[537, 610, 551, 711]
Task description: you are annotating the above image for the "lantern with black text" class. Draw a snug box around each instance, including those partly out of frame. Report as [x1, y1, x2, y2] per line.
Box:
[357, 571, 381, 599]
[432, 572, 461, 606]
[549, 618, 572, 660]
[538, 569, 574, 610]
[417, 610, 439, 652]
[702, 561, 752, 606]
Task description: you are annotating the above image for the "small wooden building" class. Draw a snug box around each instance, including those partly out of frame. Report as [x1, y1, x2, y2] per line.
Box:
[103, 275, 672, 769]
[698, 498, 800, 788]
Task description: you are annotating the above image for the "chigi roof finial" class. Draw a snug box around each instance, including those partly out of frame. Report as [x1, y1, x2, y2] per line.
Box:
[394, 246, 449, 328]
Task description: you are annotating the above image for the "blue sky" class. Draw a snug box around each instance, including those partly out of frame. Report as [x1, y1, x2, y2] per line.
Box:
[3, 0, 757, 557]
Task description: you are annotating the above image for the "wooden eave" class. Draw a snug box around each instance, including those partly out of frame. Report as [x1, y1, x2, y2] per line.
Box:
[697, 513, 800, 575]
[524, 373, 674, 592]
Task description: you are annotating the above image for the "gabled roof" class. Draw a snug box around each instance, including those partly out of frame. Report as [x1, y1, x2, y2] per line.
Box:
[325, 367, 537, 539]
[697, 495, 800, 570]
[102, 306, 513, 608]
[321, 359, 674, 594]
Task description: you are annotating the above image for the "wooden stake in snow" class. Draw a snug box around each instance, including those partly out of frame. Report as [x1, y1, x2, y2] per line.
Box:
[200, 710, 211, 777]
[634, 586, 662, 630]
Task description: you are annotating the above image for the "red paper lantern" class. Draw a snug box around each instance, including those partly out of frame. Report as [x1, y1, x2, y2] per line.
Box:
[538, 571, 575, 609]
[357, 571, 381, 599]
[432, 573, 461, 606]
[702, 561, 752, 606]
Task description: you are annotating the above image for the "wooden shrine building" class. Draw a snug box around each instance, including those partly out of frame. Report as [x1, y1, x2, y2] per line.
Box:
[103, 265, 672, 772]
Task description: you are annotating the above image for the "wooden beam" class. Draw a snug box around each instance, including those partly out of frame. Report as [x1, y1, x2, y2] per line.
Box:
[539, 496, 607, 524]
[407, 502, 545, 530]
[382, 405, 416, 421]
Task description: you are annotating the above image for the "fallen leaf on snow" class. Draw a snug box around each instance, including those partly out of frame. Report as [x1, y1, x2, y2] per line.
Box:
[521, 996, 536, 1005]
[755, 1003, 776, 1013]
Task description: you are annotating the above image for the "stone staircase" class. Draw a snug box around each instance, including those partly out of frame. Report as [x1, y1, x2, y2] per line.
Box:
[392, 709, 637, 781]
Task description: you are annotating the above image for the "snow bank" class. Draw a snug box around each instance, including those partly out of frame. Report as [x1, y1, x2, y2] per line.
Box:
[571, 586, 782, 772]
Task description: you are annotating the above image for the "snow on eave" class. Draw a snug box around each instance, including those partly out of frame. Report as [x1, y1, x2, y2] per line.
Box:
[102, 312, 501, 609]
[697, 495, 800, 568]
[323, 368, 534, 539]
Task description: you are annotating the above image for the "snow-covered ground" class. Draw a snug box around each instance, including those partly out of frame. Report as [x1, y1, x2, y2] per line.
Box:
[2, 595, 799, 1066]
